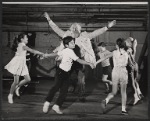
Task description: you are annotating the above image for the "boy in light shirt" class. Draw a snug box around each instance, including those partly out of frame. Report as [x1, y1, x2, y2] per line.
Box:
[42, 36, 95, 114]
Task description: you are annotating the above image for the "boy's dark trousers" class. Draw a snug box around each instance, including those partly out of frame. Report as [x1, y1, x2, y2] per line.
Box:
[45, 68, 70, 107]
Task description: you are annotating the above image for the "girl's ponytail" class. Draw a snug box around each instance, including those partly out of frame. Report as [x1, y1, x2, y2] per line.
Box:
[11, 32, 26, 52]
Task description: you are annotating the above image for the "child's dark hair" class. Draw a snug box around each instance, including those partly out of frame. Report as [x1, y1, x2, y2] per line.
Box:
[116, 38, 125, 49]
[97, 42, 106, 47]
[11, 32, 27, 52]
[63, 36, 75, 47]
[18, 32, 27, 43]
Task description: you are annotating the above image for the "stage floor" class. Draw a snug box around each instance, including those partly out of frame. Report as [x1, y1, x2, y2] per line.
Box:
[1, 78, 148, 120]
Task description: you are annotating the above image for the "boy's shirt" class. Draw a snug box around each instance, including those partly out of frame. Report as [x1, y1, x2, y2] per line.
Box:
[98, 50, 111, 67]
[57, 48, 79, 72]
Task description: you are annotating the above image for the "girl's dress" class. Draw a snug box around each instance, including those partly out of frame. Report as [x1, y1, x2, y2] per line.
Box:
[5, 42, 29, 76]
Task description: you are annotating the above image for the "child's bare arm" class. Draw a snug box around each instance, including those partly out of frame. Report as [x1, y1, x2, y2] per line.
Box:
[128, 55, 135, 70]
[96, 52, 113, 65]
[132, 39, 137, 58]
[44, 53, 58, 58]
[23, 46, 44, 55]
[76, 58, 95, 69]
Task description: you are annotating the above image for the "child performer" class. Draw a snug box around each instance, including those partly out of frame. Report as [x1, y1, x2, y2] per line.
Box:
[97, 42, 112, 93]
[97, 38, 130, 115]
[42, 36, 95, 114]
[125, 37, 144, 105]
[5, 32, 44, 104]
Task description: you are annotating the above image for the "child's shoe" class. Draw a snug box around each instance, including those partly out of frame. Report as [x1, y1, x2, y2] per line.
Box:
[8, 94, 13, 104]
[52, 104, 63, 114]
[43, 101, 50, 113]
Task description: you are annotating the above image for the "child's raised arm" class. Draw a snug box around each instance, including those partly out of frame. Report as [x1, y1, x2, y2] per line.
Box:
[128, 53, 135, 70]
[132, 38, 137, 58]
[23, 46, 44, 55]
[96, 52, 113, 66]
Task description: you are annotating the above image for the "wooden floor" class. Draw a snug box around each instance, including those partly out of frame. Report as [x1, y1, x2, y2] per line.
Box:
[1, 78, 148, 120]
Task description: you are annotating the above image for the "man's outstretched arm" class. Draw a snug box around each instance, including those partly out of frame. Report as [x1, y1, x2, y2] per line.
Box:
[88, 20, 116, 40]
[44, 12, 66, 38]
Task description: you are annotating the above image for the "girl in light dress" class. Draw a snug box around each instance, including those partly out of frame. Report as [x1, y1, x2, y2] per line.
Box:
[5, 32, 44, 104]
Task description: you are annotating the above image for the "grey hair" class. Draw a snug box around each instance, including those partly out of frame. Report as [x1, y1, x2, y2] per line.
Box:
[69, 23, 81, 33]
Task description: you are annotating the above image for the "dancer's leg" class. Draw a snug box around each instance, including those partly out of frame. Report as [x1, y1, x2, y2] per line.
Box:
[8, 75, 20, 104]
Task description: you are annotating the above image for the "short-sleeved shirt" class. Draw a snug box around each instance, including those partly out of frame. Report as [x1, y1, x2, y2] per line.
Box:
[58, 48, 79, 72]
[113, 49, 128, 67]
[98, 50, 111, 67]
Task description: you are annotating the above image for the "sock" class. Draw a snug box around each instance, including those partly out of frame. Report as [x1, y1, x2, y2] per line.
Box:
[45, 101, 50, 106]
[16, 85, 19, 89]
[137, 87, 142, 95]
[134, 93, 140, 100]
[54, 104, 59, 107]
[17, 86, 20, 90]
[9, 94, 13, 97]
[105, 98, 109, 104]
[122, 106, 126, 112]
[105, 93, 114, 104]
